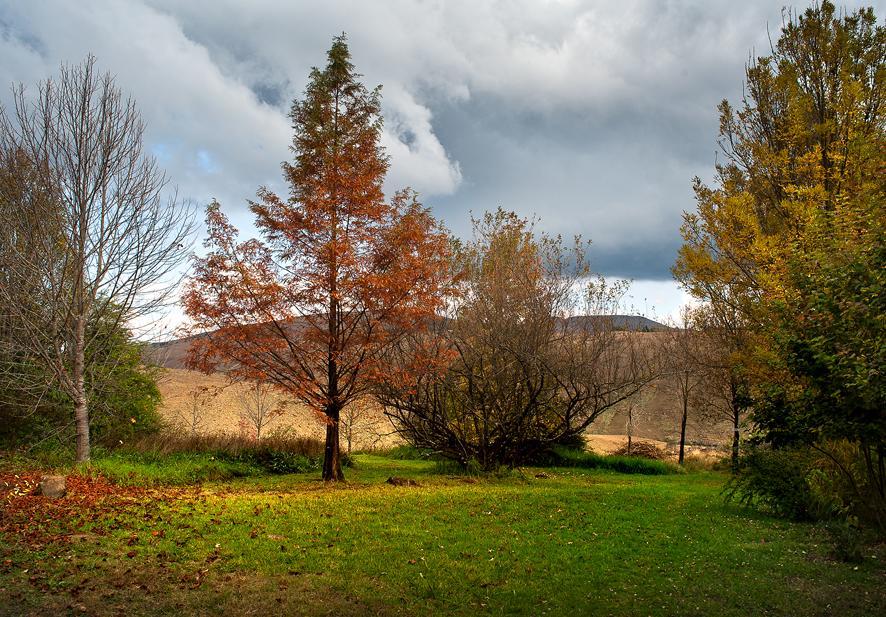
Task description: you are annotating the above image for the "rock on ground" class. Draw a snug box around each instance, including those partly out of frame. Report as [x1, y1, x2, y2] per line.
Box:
[39, 475, 67, 498]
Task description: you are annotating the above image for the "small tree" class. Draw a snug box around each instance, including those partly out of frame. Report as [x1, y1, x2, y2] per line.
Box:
[339, 403, 376, 455]
[691, 303, 752, 471]
[238, 380, 286, 440]
[183, 37, 453, 481]
[0, 57, 193, 461]
[177, 385, 217, 436]
[664, 305, 709, 464]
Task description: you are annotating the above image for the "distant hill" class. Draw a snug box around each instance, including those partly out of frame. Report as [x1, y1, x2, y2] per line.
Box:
[145, 314, 668, 370]
[564, 315, 669, 332]
[145, 333, 202, 370]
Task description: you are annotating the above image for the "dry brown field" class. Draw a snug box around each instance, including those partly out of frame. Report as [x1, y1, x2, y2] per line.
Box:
[155, 368, 399, 452]
[155, 366, 735, 461]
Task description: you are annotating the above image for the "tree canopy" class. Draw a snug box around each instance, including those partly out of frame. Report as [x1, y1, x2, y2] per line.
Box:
[183, 36, 454, 481]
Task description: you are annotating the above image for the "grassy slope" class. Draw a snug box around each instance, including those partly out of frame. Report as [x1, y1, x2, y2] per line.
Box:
[1, 455, 884, 616]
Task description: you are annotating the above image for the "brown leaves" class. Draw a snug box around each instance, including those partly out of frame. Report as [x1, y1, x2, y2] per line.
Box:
[0, 472, 193, 547]
[181, 38, 456, 478]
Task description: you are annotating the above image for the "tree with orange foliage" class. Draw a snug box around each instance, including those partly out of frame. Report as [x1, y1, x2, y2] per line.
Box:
[183, 36, 453, 481]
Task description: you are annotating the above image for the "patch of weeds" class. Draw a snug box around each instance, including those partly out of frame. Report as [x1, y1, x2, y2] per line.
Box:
[826, 517, 865, 563]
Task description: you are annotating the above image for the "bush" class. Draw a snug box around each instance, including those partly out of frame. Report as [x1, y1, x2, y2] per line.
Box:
[826, 517, 865, 563]
[531, 445, 679, 475]
[122, 432, 332, 475]
[725, 445, 829, 521]
[0, 309, 164, 449]
[727, 441, 886, 536]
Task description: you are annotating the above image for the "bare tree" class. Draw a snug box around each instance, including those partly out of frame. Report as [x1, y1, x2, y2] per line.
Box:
[624, 396, 639, 455]
[693, 303, 753, 471]
[176, 385, 216, 436]
[664, 305, 709, 464]
[339, 403, 379, 455]
[0, 56, 194, 461]
[377, 210, 658, 470]
[237, 380, 286, 440]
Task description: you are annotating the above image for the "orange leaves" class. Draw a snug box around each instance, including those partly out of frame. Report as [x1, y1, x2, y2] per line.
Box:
[0, 472, 190, 546]
[182, 37, 454, 445]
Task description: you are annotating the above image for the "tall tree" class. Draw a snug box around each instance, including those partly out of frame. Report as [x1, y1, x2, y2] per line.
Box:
[183, 36, 453, 481]
[0, 57, 193, 461]
[673, 1, 883, 490]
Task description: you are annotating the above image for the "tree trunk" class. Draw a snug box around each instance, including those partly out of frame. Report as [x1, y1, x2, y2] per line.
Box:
[626, 405, 633, 455]
[731, 413, 740, 473]
[73, 314, 90, 463]
[322, 404, 344, 481]
[678, 397, 688, 465]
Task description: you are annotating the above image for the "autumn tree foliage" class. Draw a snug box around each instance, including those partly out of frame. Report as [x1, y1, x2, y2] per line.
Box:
[378, 210, 657, 470]
[674, 3, 884, 523]
[183, 36, 453, 481]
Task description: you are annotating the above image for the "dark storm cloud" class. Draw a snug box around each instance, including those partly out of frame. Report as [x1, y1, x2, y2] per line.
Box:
[1, 0, 881, 311]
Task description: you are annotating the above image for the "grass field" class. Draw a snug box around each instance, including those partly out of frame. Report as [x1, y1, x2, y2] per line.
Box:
[1, 454, 884, 616]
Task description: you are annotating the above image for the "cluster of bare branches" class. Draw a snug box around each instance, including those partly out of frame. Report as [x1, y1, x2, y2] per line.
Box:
[0, 56, 194, 460]
[376, 210, 659, 470]
[237, 380, 287, 440]
[173, 385, 218, 436]
[655, 303, 753, 468]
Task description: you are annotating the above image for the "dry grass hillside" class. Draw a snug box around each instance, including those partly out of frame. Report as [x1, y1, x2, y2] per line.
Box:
[155, 368, 399, 452]
[155, 365, 735, 461]
[149, 320, 736, 460]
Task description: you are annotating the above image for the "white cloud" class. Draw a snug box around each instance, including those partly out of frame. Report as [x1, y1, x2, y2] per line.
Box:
[3, 0, 879, 304]
[381, 84, 462, 197]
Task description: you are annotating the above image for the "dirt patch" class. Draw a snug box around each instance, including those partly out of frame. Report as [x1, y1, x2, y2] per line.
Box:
[611, 441, 667, 460]
[585, 435, 667, 455]
[0, 564, 386, 617]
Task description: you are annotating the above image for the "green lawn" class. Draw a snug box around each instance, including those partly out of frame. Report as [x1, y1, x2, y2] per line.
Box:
[1, 454, 883, 616]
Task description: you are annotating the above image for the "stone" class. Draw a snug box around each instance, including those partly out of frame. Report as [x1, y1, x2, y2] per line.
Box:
[386, 476, 419, 487]
[39, 475, 67, 498]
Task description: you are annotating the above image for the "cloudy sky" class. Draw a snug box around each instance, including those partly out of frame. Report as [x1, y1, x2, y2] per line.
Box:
[1, 0, 880, 324]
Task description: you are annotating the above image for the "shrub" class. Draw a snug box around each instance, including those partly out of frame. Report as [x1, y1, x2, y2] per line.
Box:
[826, 517, 865, 563]
[378, 210, 657, 472]
[531, 445, 679, 475]
[0, 309, 163, 449]
[727, 441, 886, 535]
[725, 445, 828, 521]
[122, 431, 332, 475]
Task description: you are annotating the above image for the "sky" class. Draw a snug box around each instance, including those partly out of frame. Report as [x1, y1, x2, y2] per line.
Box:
[1, 0, 880, 328]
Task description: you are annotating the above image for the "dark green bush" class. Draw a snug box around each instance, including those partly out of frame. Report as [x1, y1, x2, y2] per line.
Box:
[826, 517, 865, 563]
[530, 445, 678, 475]
[0, 307, 163, 449]
[724, 445, 825, 520]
